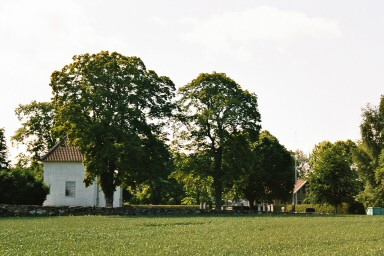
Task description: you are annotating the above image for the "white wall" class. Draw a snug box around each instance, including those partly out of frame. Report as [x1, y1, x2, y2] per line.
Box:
[43, 162, 122, 207]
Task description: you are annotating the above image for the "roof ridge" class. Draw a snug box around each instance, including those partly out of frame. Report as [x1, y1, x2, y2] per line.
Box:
[41, 139, 64, 161]
[293, 179, 307, 194]
[42, 138, 83, 162]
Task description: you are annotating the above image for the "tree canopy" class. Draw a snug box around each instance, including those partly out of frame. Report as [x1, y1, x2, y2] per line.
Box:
[176, 72, 261, 210]
[12, 101, 57, 172]
[171, 152, 214, 205]
[50, 51, 175, 207]
[9, 50, 380, 212]
[236, 131, 294, 208]
[294, 150, 310, 179]
[308, 140, 361, 212]
[354, 95, 384, 207]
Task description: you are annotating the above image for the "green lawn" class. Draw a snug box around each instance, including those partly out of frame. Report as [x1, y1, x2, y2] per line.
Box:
[1, 215, 383, 255]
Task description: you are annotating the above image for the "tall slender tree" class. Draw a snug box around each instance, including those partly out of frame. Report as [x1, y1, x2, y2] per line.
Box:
[0, 128, 10, 170]
[176, 72, 261, 210]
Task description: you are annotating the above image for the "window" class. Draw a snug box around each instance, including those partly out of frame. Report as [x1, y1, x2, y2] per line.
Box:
[65, 181, 76, 197]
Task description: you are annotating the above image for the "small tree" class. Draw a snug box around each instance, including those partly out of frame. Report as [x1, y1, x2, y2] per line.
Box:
[294, 150, 310, 178]
[308, 141, 361, 212]
[0, 128, 10, 170]
[12, 101, 57, 177]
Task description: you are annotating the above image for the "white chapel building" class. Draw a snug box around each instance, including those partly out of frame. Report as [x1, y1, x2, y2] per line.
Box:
[42, 141, 122, 207]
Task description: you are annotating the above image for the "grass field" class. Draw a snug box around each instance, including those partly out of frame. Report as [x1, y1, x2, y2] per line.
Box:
[1, 214, 383, 255]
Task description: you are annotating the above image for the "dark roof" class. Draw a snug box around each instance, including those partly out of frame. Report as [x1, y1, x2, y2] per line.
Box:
[42, 140, 83, 162]
[293, 178, 307, 194]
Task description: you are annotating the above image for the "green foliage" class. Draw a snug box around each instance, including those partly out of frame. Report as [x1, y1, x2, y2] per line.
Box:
[308, 140, 361, 212]
[1, 215, 384, 255]
[12, 101, 58, 169]
[176, 72, 261, 209]
[50, 51, 175, 207]
[171, 152, 214, 205]
[354, 95, 384, 207]
[125, 177, 184, 205]
[0, 128, 10, 170]
[294, 149, 310, 178]
[286, 203, 365, 214]
[123, 138, 180, 205]
[360, 95, 384, 160]
[236, 131, 294, 208]
[0, 168, 49, 205]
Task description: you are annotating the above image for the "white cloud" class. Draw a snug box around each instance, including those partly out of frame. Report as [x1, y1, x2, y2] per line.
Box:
[0, 0, 125, 69]
[181, 6, 341, 58]
[0, 0, 125, 162]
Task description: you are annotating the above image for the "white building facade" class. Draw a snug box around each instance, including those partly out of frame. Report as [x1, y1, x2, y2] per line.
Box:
[42, 141, 122, 207]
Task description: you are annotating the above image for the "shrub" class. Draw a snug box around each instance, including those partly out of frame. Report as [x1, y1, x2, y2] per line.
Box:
[286, 203, 365, 214]
[0, 168, 49, 205]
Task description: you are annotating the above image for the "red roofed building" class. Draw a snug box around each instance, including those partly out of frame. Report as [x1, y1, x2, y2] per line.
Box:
[293, 178, 308, 204]
[42, 140, 122, 207]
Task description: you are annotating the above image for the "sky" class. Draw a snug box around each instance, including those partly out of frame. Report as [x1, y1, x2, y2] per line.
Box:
[1, 0, 383, 162]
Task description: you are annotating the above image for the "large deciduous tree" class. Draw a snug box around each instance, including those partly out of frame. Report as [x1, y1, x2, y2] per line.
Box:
[12, 101, 57, 171]
[236, 131, 294, 209]
[354, 95, 384, 207]
[176, 72, 261, 210]
[308, 140, 361, 212]
[0, 127, 10, 170]
[50, 51, 175, 207]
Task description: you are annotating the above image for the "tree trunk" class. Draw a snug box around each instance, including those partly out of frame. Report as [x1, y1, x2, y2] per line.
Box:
[248, 197, 256, 210]
[196, 189, 201, 205]
[100, 167, 116, 208]
[213, 147, 223, 211]
[150, 184, 162, 205]
[214, 181, 223, 211]
[335, 204, 340, 214]
[105, 192, 114, 208]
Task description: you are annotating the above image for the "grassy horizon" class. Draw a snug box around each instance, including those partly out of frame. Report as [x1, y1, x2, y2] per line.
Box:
[1, 215, 383, 255]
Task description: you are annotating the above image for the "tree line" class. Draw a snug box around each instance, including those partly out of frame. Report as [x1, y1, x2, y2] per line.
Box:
[1, 51, 383, 211]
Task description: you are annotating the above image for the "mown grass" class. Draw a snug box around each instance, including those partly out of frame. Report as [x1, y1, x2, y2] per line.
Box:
[1, 214, 383, 255]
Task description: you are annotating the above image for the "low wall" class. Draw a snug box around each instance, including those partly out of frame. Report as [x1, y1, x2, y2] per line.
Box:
[0, 204, 258, 217]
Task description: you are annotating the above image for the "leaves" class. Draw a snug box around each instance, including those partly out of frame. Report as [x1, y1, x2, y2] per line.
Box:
[50, 51, 175, 207]
[308, 140, 361, 211]
[175, 72, 261, 208]
[236, 131, 294, 206]
[171, 152, 214, 204]
[0, 167, 49, 204]
[354, 95, 384, 207]
[0, 128, 10, 170]
[11, 101, 57, 168]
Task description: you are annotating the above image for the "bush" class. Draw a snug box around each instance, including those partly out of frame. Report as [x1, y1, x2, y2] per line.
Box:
[286, 203, 365, 214]
[0, 168, 49, 205]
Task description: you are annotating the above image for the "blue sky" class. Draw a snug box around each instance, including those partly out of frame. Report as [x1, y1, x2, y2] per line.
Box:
[1, 0, 383, 161]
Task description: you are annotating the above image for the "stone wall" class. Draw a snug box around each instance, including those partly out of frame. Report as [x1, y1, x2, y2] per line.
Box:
[0, 204, 257, 217]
